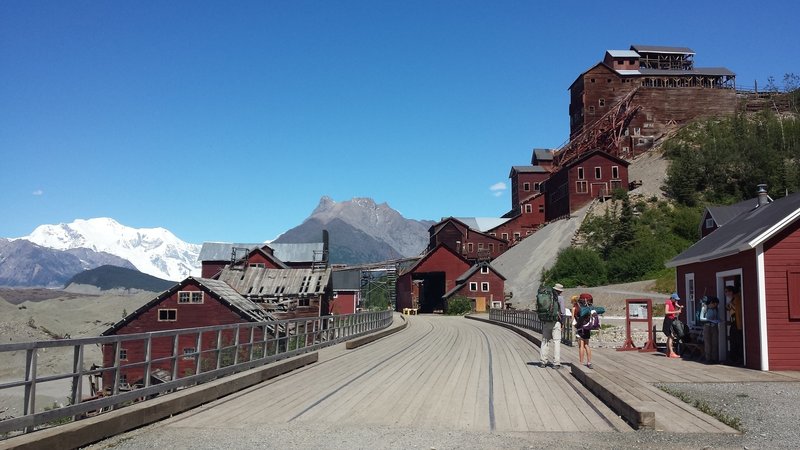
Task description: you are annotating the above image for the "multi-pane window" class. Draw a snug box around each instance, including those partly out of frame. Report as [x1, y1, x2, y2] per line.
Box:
[534, 182, 540, 192]
[513, 232, 521, 241]
[705, 218, 715, 229]
[488, 243, 494, 253]
[183, 347, 196, 360]
[598, 98, 605, 107]
[588, 106, 595, 114]
[119, 348, 128, 361]
[539, 204, 545, 213]
[249, 263, 266, 268]
[501, 233, 509, 240]
[158, 309, 177, 321]
[525, 204, 532, 213]
[481, 282, 490, 292]
[467, 243, 474, 253]
[576, 181, 588, 193]
[299, 297, 310, 307]
[523, 182, 530, 191]
[178, 291, 203, 304]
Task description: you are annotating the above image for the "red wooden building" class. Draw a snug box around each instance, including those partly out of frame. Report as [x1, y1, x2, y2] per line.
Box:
[699, 196, 768, 238]
[428, 217, 508, 261]
[442, 262, 506, 312]
[198, 242, 325, 277]
[544, 150, 630, 221]
[101, 277, 272, 388]
[330, 269, 361, 315]
[666, 189, 800, 371]
[493, 192, 547, 243]
[396, 244, 472, 313]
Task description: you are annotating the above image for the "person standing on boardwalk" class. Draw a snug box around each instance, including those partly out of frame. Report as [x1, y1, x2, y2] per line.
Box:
[540, 283, 565, 369]
[700, 296, 720, 363]
[663, 293, 683, 358]
[725, 286, 743, 364]
[574, 293, 593, 369]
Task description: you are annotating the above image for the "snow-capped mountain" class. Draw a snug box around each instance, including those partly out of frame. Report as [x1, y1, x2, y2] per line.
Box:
[20, 218, 200, 281]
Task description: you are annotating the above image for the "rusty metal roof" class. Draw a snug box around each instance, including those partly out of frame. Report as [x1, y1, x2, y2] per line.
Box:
[217, 266, 331, 298]
[631, 44, 695, 54]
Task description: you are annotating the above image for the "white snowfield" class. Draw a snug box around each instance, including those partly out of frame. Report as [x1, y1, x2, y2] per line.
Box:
[491, 203, 591, 310]
[21, 218, 200, 281]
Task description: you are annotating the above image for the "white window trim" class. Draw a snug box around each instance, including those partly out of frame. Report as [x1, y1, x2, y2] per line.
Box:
[178, 291, 204, 304]
[480, 266, 489, 274]
[481, 282, 490, 292]
[525, 204, 532, 213]
[594, 167, 602, 180]
[469, 282, 478, 292]
[685, 273, 696, 327]
[705, 218, 715, 229]
[119, 348, 128, 361]
[611, 165, 619, 179]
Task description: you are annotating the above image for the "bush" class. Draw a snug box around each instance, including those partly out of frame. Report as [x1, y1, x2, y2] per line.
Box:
[543, 247, 607, 287]
[446, 296, 472, 315]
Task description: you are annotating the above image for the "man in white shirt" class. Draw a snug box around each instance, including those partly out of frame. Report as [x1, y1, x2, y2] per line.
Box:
[540, 283, 566, 369]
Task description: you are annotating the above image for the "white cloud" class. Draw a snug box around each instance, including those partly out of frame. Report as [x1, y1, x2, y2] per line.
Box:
[489, 182, 506, 192]
[32, 189, 43, 196]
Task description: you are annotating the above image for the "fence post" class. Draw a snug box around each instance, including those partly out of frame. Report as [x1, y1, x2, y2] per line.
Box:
[70, 344, 84, 419]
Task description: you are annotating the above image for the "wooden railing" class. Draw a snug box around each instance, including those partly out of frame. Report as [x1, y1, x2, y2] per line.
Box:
[0, 310, 393, 438]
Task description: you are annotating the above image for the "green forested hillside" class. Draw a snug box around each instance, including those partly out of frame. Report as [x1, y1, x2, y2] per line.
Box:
[545, 107, 800, 290]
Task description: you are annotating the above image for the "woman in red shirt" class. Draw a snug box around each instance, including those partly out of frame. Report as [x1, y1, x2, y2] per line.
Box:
[663, 293, 683, 358]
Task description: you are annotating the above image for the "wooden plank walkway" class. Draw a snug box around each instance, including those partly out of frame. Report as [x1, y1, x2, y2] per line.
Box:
[155, 315, 630, 434]
[496, 319, 800, 433]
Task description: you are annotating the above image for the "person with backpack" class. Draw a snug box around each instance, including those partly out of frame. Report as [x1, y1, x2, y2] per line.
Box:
[699, 296, 720, 363]
[663, 293, 683, 358]
[573, 293, 593, 369]
[538, 283, 565, 369]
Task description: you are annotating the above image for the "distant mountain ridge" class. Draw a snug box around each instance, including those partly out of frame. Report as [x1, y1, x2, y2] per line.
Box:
[274, 197, 433, 264]
[21, 218, 200, 281]
[0, 238, 137, 288]
[65, 265, 176, 294]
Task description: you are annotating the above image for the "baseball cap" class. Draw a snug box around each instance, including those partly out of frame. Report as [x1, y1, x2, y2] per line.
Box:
[670, 293, 680, 301]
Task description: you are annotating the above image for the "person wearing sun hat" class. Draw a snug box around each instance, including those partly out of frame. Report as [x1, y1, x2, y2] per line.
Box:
[540, 283, 566, 368]
[664, 293, 683, 358]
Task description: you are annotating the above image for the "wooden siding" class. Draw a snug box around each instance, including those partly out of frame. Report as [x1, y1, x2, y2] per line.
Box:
[763, 220, 800, 370]
[675, 250, 761, 369]
[449, 269, 505, 309]
[330, 291, 358, 315]
[395, 245, 471, 312]
[510, 171, 549, 209]
[545, 152, 629, 222]
[490, 195, 546, 243]
[201, 261, 226, 278]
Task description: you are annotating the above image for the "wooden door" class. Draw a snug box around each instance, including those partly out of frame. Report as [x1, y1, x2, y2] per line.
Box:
[475, 297, 486, 312]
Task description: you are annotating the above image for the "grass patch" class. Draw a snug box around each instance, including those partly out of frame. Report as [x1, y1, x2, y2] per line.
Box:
[658, 385, 744, 432]
[600, 323, 616, 330]
[652, 268, 676, 294]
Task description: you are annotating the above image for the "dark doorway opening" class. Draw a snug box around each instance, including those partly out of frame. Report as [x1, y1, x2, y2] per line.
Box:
[413, 272, 446, 313]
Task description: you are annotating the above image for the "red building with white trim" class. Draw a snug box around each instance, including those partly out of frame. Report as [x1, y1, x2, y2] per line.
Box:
[442, 262, 506, 312]
[396, 244, 472, 313]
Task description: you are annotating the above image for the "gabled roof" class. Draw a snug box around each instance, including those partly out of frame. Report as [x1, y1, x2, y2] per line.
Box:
[509, 165, 549, 178]
[198, 242, 261, 262]
[199, 242, 323, 264]
[569, 62, 617, 91]
[102, 277, 272, 336]
[217, 266, 331, 298]
[443, 262, 506, 299]
[606, 50, 640, 58]
[631, 44, 695, 54]
[667, 192, 800, 267]
[705, 196, 770, 230]
[532, 148, 554, 163]
[455, 217, 511, 232]
[248, 247, 290, 269]
[400, 243, 471, 277]
[564, 149, 630, 169]
[332, 269, 361, 291]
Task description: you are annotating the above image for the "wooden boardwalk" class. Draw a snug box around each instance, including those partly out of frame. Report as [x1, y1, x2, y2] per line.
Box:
[155, 315, 630, 433]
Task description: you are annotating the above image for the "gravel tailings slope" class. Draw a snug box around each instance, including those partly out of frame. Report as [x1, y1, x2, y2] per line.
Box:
[492, 204, 590, 310]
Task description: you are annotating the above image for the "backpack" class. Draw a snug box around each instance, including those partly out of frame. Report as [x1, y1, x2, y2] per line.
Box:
[536, 285, 561, 322]
[578, 311, 601, 331]
[671, 320, 687, 341]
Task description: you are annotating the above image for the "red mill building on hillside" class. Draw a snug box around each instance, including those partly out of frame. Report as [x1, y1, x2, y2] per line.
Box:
[567, 44, 736, 159]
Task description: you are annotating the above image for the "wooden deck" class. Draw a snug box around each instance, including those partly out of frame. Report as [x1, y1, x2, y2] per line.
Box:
[152, 315, 630, 433]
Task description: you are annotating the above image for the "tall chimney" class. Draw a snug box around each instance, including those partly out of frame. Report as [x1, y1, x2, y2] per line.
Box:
[757, 184, 769, 207]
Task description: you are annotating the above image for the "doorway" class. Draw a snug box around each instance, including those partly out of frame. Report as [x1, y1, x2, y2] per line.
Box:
[412, 272, 446, 313]
[716, 270, 743, 365]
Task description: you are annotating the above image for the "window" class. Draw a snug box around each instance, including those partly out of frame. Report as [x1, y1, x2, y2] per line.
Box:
[158, 309, 177, 322]
[538, 204, 545, 213]
[594, 167, 602, 179]
[705, 218, 715, 229]
[685, 273, 697, 326]
[598, 98, 605, 107]
[178, 291, 203, 304]
[622, 146, 630, 153]
[467, 243, 473, 253]
[481, 282, 490, 292]
[643, 122, 654, 128]
[249, 263, 265, 268]
[481, 266, 490, 274]
[501, 233, 509, 240]
[638, 138, 646, 145]
[513, 232, 521, 241]
[611, 166, 619, 179]
[633, 127, 641, 136]
[477, 243, 484, 250]
[577, 167, 585, 179]
[588, 106, 595, 114]
[624, 128, 629, 136]
[525, 204, 532, 213]
[298, 297, 310, 307]
[576, 180, 588, 193]
[119, 348, 128, 361]
[489, 232, 496, 236]
[607, 78, 611, 83]
[533, 182, 540, 192]
[333, 291, 339, 298]
[488, 243, 494, 252]
[590, 78, 595, 83]
[119, 374, 128, 385]
[646, 113, 653, 121]
[183, 347, 196, 360]
[523, 182, 530, 191]
[469, 282, 478, 292]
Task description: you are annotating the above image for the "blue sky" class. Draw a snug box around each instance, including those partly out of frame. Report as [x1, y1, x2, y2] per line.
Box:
[1, 1, 798, 243]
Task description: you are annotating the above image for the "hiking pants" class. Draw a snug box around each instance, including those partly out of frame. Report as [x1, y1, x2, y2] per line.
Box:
[541, 321, 562, 365]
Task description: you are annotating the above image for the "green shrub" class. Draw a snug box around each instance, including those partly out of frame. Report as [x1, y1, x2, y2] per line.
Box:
[543, 247, 607, 287]
[446, 296, 472, 315]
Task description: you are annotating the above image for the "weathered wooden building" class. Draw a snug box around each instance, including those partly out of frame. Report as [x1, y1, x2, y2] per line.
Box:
[543, 149, 630, 221]
[396, 244, 472, 313]
[666, 188, 800, 371]
[442, 262, 506, 312]
[568, 45, 736, 158]
[198, 241, 326, 278]
[428, 217, 509, 261]
[101, 277, 272, 388]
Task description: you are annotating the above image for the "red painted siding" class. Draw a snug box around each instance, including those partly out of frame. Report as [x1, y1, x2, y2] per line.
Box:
[763, 219, 800, 370]
[545, 152, 629, 222]
[201, 262, 226, 278]
[451, 270, 505, 308]
[491, 194, 546, 242]
[675, 250, 761, 369]
[396, 246, 471, 312]
[330, 291, 358, 315]
[246, 252, 283, 269]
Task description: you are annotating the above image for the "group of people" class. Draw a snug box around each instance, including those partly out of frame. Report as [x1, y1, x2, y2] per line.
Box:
[539, 283, 599, 370]
[662, 286, 743, 364]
